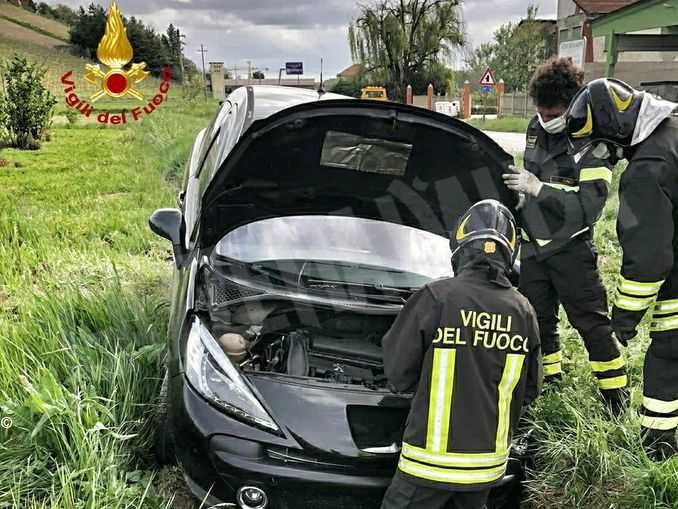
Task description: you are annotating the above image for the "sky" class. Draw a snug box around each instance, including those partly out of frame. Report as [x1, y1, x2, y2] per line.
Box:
[46, 0, 557, 78]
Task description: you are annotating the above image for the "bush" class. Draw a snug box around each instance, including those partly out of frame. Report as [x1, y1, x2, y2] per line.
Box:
[0, 96, 8, 141]
[471, 105, 498, 115]
[65, 108, 80, 127]
[0, 55, 57, 149]
[331, 77, 365, 98]
[181, 74, 204, 102]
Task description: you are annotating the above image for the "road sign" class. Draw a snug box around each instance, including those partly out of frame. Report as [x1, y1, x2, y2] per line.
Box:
[480, 85, 493, 93]
[479, 68, 496, 87]
[285, 62, 304, 75]
[559, 38, 586, 68]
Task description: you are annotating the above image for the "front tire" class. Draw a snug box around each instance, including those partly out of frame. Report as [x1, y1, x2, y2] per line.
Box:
[155, 371, 176, 465]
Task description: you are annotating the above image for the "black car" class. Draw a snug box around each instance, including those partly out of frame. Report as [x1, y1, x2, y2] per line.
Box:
[149, 85, 525, 509]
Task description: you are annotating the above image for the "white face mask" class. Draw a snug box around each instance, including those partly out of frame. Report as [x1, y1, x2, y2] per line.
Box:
[538, 112, 567, 134]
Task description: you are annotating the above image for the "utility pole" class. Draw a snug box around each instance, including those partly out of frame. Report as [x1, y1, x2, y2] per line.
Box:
[245, 60, 253, 83]
[197, 44, 208, 98]
[178, 32, 186, 86]
[319, 57, 324, 92]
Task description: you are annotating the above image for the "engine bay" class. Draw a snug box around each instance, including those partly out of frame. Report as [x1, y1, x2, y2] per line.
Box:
[203, 271, 396, 389]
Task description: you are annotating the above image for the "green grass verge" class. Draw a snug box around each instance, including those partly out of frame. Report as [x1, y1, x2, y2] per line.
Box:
[467, 116, 531, 133]
[0, 1, 71, 41]
[0, 98, 218, 508]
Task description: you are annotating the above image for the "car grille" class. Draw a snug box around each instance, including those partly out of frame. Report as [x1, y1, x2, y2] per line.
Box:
[210, 278, 264, 306]
[347, 405, 408, 451]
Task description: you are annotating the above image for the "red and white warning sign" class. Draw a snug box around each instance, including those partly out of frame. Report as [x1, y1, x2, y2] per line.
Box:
[479, 68, 496, 86]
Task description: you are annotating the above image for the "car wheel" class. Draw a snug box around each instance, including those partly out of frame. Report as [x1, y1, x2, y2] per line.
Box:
[155, 371, 176, 465]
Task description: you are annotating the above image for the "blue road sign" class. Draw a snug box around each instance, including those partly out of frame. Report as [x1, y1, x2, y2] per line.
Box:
[480, 84, 493, 93]
[285, 62, 304, 75]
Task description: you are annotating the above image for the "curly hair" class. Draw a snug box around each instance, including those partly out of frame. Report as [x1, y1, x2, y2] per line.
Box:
[529, 57, 585, 108]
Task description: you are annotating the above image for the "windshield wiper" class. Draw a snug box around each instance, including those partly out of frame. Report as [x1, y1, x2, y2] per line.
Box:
[303, 279, 414, 303]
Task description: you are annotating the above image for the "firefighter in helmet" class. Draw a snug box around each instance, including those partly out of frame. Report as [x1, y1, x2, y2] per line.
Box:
[502, 59, 627, 414]
[381, 200, 542, 509]
[565, 77, 678, 460]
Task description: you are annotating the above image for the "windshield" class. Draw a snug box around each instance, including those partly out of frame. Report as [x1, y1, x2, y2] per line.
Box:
[214, 216, 453, 288]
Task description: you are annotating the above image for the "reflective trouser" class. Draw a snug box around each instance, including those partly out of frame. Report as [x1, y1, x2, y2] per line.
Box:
[381, 471, 490, 509]
[642, 268, 678, 435]
[519, 237, 626, 391]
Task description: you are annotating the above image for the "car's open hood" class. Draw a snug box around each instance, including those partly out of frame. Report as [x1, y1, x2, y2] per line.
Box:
[199, 100, 514, 247]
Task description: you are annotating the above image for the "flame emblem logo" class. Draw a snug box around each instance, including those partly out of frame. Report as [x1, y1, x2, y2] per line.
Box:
[84, 1, 149, 102]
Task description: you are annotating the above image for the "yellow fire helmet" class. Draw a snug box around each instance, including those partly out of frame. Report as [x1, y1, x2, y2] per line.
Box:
[450, 199, 518, 268]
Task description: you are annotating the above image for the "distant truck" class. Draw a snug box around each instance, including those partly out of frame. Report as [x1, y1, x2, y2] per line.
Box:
[360, 86, 388, 101]
[435, 100, 461, 118]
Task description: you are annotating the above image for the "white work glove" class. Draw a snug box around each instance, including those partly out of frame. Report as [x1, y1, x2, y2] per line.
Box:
[502, 165, 543, 197]
[591, 142, 611, 160]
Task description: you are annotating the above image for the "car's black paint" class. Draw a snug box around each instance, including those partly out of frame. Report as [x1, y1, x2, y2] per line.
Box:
[154, 85, 523, 508]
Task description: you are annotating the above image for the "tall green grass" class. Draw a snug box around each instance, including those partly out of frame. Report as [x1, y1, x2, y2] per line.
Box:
[524, 167, 678, 508]
[0, 98, 217, 508]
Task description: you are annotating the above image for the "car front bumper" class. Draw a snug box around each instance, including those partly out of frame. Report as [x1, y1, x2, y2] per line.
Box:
[169, 375, 523, 509]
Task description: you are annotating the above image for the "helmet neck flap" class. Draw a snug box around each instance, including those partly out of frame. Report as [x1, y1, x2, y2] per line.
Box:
[631, 93, 678, 146]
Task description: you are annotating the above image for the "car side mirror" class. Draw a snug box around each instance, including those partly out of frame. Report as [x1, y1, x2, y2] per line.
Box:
[149, 208, 187, 266]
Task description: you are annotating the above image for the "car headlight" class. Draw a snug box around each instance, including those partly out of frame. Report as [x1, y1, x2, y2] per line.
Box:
[185, 317, 279, 432]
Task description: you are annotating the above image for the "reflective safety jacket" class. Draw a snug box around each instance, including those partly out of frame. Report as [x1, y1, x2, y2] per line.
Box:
[382, 265, 542, 491]
[520, 117, 613, 260]
[612, 117, 678, 339]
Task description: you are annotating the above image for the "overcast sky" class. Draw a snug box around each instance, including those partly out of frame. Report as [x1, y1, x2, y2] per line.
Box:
[47, 0, 557, 78]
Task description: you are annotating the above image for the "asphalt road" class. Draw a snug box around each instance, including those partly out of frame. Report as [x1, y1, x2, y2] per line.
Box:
[483, 131, 525, 156]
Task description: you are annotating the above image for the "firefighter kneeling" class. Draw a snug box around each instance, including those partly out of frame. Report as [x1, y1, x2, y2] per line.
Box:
[381, 200, 543, 509]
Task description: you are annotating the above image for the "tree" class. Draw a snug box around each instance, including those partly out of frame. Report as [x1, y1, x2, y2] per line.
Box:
[410, 61, 455, 95]
[183, 57, 199, 78]
[164, 23, 184, 82]
[69, 4, 106, 59]
[349, 0, 464, 102]
[69, 6, 183, 79]
[252, 70, 265, 80]
[464, 42, 495, 84]
[37, 3, 77, 25]
[20, 0, 38, 12]
[0, 55, 57, 149]
[466, 5, 551, 93]
[125, 17, 168, 76]
[52, 4, 78, 25]
[331, 76, 366, 98]
[493, 6, 546, 91]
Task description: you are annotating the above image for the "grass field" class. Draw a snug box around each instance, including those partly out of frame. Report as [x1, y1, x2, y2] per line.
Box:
[0, 2, 70, 41]
[467, 116, 531, 133]
[0, 98, 218, 509]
